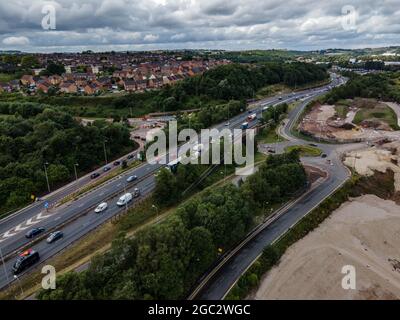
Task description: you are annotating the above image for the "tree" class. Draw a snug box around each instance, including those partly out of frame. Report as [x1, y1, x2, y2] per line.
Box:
[47, 164, 70, 184]
[154, 168, 179, 205]
[21, 55, 40, 69]
[40, 62, 65, 76]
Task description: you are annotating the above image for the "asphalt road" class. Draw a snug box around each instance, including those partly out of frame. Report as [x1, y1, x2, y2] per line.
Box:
[0, 74, 344, 291]
[191, 76, 354, 300]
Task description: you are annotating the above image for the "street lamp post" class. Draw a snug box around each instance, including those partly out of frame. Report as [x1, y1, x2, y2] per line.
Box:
[0, 248, 10, 291]
[44, 162, 50, 193]
[13, 275, 23, 296]
[152, 204, 158, 220]
[124, 183, 128, 213]
[73, 163, 79, 181]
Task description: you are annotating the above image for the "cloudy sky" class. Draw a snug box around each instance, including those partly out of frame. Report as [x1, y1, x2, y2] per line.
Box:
[0, 0, 399, 52]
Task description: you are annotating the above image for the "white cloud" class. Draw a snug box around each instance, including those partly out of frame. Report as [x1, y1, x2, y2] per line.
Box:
[0, 0, 399, 51]
[143, 34, 159, 42]
[2, 36, 30, 46]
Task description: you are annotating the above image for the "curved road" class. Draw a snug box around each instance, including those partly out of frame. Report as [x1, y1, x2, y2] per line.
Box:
[0, 74, 344, 291]
[190, 76, 359, 300]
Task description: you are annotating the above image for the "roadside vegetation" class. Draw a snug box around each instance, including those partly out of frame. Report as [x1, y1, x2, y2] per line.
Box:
[256, 127, 285, 144]
[37, 151, 308, 300]
[284, 145, 322, 157]
[325, 72, 400, 106]
[0, 103, 137, 216]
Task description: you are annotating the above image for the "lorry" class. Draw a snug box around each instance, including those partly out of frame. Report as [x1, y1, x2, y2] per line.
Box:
[247, 113, 257, 121]
[12, 249, 40, 274]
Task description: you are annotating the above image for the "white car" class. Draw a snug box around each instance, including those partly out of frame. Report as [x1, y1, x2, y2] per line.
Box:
[94, 202, 108, 213]
[117, 193, 133, 206]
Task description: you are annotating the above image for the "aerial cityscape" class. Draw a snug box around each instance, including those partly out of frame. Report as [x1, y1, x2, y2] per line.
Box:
[0, 0, 399, 314]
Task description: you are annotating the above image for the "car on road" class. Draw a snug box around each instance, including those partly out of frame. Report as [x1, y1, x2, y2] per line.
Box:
[127, 154, 134, 160]
[321, 153, 327, 158]
[12, 249, 40, 274]
[113, 160, 121, 166]
[278, 97, 283, 100]
[126, 175, 138, 183]
[25, 227, 45, 239]
[225, 122, 230, 126]
[268, 149, 276, 154]
[309, 143, 318, 147]
[117, 193, 133, 206]
[133, 188, 141, 198]
[47, 231, 63, 244]
[94, 202, 108, 213]
[103, 166, 111, 172]
[90, 172, 100, 179]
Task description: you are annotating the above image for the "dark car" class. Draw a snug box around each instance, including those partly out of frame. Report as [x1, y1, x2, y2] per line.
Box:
[113, 160, 121, 166]
[47, 231, 63, 244]
[126, 175, 138, 183]
[103, 166, 111, 172]
[127, 154, 134, 160]
[25, 227, 45, 239]
[321, 153, 327, 158]
[90, 172, 100, 179]
[309, 143, 318, 147]
[12, 249, 40, 274]
[133, 188, 141, 198]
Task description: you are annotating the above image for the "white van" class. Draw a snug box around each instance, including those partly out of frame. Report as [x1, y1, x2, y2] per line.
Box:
[117, 193, 133, 207]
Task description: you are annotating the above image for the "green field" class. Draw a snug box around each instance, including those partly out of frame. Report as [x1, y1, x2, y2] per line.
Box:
[256, 127, 286, 143]
[284, 145, 322, 157]
[335, 104, 350, 118]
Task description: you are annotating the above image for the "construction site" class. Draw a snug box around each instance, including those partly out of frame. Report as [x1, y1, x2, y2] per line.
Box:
[298, 98, 400, 143]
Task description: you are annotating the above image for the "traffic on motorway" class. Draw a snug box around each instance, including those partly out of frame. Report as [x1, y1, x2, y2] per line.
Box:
[0, 74, 345, 290]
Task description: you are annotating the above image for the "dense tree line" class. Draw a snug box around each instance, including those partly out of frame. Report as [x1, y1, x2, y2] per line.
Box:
[112, 62, 328, 115]
[38, 150, 307, 300]
[2, 62, 327, 119]
[160, 62, 327, 102]
[325, 72, 400, 104]
[0, 103, 135, 212]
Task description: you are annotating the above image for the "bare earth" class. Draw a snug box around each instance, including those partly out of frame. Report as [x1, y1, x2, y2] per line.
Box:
[344, 141, 400, 192]
[252, 195, 400, 300]
[298, 99, 400, 142]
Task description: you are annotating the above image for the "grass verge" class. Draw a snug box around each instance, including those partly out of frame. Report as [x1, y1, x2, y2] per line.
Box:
[284, 145, 322, 157]
[59, 160, 141, 205]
